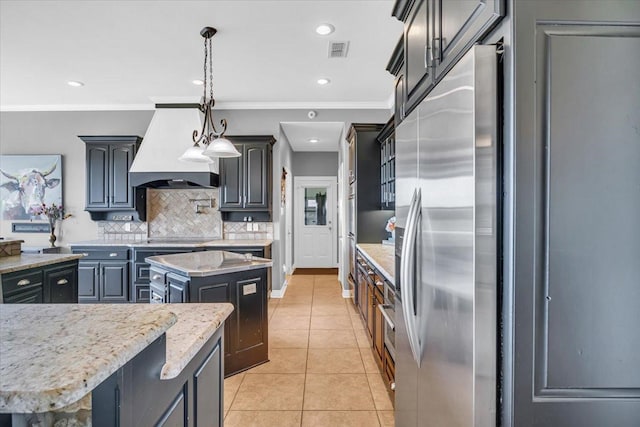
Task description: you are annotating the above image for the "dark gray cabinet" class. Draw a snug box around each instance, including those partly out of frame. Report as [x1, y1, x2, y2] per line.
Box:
[405, 0, 432, 107]
[393, 0, 503, 117]
[132, 247, 200, 303]
[93, 329, 224, 427]
[193, 268, 268, 377]
[432, 0, 504, 80]
[378, 119, 396, 210]
[73, 247, 130, 303]
[45, 262, 78, 303]
[506, 2, 640, 424]
[1, 261, 78, 304]
[219, 136, 275, 215]
[79, 136, 146, 221]
[148, 263, 269, 377]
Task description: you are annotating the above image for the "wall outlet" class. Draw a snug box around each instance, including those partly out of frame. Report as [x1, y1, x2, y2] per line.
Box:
[247, 223, 252, 231]
[124, 223, 131, 232]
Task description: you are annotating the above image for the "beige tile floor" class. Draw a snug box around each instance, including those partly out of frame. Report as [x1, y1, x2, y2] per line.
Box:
[224, 273, 395, 427]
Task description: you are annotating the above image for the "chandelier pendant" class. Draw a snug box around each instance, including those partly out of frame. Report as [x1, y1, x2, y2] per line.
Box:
[181, 26, 241, 162]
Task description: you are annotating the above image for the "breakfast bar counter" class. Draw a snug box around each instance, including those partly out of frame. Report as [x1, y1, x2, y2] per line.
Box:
[0, 302, 233, 425]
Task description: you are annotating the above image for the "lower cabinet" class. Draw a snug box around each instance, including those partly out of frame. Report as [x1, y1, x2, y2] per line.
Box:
[73, 247, 130, 303]
[356, 249, 395, 402]
[149, 265, 268, 377]
[45, 261, 79, 303]
[77, 260, 129, 303]
[1, 261, 78, 304]
[92, 328, 224, 427]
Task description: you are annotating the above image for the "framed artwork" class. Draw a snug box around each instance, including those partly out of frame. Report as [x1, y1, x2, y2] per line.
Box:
[0, 155, 63, 220]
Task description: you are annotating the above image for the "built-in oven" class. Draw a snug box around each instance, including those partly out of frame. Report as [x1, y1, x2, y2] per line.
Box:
[378, 281, 396, 361]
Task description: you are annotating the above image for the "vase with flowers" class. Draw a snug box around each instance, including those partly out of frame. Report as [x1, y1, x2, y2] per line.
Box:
[385, 216, 396, 242]
[31, 203, 71, 247]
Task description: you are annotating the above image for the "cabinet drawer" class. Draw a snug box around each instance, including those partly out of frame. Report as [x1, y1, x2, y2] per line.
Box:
[2, 270, 43, 296]
[150, 267, 168, 285]
[73, 248, 129, 260]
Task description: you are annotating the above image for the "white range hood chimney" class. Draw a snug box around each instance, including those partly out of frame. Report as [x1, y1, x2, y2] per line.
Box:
[129, 102, 220, 188]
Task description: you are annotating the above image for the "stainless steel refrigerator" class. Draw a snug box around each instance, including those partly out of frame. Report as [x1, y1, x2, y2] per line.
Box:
[395, 45, 499, 427]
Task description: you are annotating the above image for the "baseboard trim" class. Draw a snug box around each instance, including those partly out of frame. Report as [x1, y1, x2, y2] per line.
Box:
[270, 280, 288, 298]
[342, 289, 351, 298]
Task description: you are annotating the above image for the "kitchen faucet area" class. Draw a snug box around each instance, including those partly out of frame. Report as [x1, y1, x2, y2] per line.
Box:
[1, 0, 639, 426]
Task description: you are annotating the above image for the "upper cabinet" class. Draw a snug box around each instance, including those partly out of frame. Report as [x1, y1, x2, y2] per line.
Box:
[219, 136, 275, 220]
[377, 119, 396, 210]
[392, 0, 504, 118]
[386, 36, 405, 127]
[79, 136, 146, 221]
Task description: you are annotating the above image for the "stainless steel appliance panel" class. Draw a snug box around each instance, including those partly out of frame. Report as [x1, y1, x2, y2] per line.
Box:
[395, 105, 419, 229]
[395, 45, 498, 427]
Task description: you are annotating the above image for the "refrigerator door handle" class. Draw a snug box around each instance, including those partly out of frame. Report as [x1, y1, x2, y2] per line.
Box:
[401, 187, 422, 366]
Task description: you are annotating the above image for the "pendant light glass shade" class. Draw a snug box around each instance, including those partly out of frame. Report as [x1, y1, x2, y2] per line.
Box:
[181, 27, 240, 162]
[203, 136, 241, 158]
[179, 145, 214, 163]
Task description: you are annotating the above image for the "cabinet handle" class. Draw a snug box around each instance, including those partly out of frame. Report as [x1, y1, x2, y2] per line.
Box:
[424, 45, 429, 69]
[152, 274, 162, 281]
[57, 279, 69, 285]
[391, 382, 396, 391]
[109, 253, 118, 257]
[17, 279, 31, 287]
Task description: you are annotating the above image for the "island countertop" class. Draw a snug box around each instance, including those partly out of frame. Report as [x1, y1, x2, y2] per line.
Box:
[0, 302, 233, 413]
[146, 250, 273, 277]
[68, 239, 273, 248]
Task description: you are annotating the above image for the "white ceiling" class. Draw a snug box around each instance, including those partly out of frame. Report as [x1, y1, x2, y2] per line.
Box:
[280, 121, 344, 151]
[0, 0, 403, 111]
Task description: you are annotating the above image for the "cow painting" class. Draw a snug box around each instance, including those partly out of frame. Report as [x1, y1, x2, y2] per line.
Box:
[0, 156, 62, 220]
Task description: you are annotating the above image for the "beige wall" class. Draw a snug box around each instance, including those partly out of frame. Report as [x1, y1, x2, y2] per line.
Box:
[0, 110, 153, 247]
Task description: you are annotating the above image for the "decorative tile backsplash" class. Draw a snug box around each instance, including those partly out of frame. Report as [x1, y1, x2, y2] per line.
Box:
[97, 221, 147, 241]
[147, 189, 222, 239]
[224, 222, 273, 240]
[96, 189, 272, 241]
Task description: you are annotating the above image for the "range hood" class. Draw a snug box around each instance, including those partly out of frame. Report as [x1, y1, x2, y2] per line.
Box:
[129, 104, 219, 188]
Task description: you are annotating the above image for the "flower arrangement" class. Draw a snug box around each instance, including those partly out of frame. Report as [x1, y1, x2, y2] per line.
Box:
[385, 216, 396, 233]
[385, 216, 396, 241]
[31, 203, 71, 225]
[30, 203, 71, 247]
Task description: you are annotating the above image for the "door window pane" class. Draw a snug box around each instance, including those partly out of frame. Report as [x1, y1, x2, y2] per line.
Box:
[304, 187, 327, 225]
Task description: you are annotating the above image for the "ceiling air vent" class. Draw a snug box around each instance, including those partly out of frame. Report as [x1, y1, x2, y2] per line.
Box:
[328, 41, 350, 58]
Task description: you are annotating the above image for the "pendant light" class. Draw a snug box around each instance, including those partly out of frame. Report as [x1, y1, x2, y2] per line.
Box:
[180, 27, 241, 162]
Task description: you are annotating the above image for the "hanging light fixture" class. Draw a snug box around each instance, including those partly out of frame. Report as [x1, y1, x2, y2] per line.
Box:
[180, 27, 241, 162]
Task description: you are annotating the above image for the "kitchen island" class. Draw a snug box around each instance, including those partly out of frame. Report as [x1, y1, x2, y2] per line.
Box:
[0, 302, 233, 426]
[146, 251, 272, 377]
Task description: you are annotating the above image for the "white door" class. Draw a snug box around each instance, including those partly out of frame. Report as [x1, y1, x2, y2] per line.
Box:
[294, 177, 337, 268]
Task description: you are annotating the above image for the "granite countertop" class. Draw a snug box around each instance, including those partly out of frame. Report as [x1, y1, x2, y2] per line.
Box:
[0, 302, 233, 413]
[68, 239, 273, 248]
[161, 303, 234, 379]
[0, 253, 84, 275]
[357, 243, 395, 286]
[146, 250, 273, 277]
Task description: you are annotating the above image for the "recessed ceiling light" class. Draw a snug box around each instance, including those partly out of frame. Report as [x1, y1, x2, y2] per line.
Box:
[316, 24, 335, 36]
[309, 138, 319, 143]
[67, 80, 84, 87]
[192, 79, 204, 85]
[317, 78, 331, 85]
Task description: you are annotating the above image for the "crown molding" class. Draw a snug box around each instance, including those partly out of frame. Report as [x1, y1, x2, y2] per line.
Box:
[1, 100, 394, 112]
